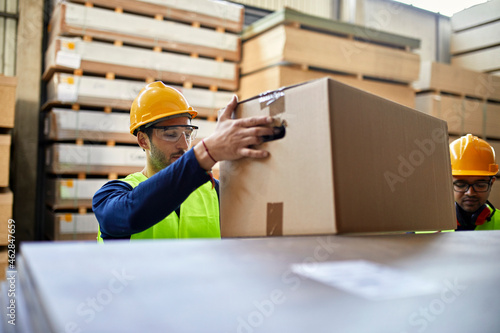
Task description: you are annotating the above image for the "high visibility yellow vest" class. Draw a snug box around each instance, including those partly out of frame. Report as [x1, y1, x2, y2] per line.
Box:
[475, 206, 500, 230]
[97, 172, 220, 241]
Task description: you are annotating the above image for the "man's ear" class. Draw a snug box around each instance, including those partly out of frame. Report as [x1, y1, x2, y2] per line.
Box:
[137, 131, 150, 151]
[491, 176, 496, 185]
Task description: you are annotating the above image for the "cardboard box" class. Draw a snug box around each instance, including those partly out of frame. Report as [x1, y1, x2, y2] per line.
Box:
[240, 8, 420, 84]
[45, 210, 99, 241]
[0, 75, 16, 128]
[239, 65, 415, 108]
[0, 188, 13, 245]
[0, 135, 11, 187]
[415, 93, 500, 139]
[414, 61, 500, 101]
[43, 37, 239, 90]
[220, 78, 456, 236]
[49, 2, 241, 61]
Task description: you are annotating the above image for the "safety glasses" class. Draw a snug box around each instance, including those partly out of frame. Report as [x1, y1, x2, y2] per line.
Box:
[150, 125, 198, 143]
[453, 179, 492, 193]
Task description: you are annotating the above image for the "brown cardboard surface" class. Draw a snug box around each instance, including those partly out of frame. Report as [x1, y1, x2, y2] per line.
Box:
[0, 76, 16, 128]
[0, 188, 13, 245]
[415, 93, 500, 139]
[239, 65, 415, 108]
[0, 248, 7, 280]
[0, 135, 11, 187]
[220, 78, 455, 236]
[240, 25, 420, 83]
[414, 61, 500, 101]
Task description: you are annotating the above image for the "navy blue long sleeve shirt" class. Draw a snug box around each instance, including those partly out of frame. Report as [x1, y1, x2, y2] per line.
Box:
[92, 149, 219, 240]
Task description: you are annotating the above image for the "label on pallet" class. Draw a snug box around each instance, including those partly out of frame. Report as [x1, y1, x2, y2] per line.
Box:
[56, 81, 78, 102]
[55, 51, 81, 69]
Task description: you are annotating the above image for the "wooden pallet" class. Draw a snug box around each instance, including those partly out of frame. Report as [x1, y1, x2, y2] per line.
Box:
[43, 73, 234, 118]
[414, 61, 500, 102]
[240, 24, 420, 83]
[67, 0, 244, 33]
[49, 2, 241, 62]
[241, 7, 419, 50]
[45, 108, 137, 144]
[45, 209, 98, 241]
[46, 143, 144, 175]
[45, 107, 219, 144]
[238, 65, 416, 108]
[45, 178, 108, 210]
[43, 37, 239, 91]
[415, 92, 500, 140]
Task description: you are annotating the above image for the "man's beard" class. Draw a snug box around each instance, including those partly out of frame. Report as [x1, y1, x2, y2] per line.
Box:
[149, 142, 185, 174]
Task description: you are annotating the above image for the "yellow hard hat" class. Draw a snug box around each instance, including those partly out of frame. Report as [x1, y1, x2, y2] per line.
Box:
[450, 134, 499, 176]
[129, 81, 197, 135]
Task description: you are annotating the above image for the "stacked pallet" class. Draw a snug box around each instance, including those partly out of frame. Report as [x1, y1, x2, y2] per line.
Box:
[450, 0, 500, 75]
[414, 61, 500, 139]
[416, 61, 500, 208]
[238, 7, 420, 108]
[43, 0, 244, 241]
[0, 76, 16, 279]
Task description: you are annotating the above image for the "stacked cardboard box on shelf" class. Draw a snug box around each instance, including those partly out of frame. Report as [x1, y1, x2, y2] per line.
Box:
[414, 61, 500, 140]
[0, 76, 16, 278]
[450, 0, 500, 74]
[238, 7, 420, 108]
[43, 0, 244, 241]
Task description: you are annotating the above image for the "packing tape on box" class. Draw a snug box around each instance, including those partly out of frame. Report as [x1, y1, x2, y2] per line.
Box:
[266, 202, 283, 236]
[258, 89, 285, 116]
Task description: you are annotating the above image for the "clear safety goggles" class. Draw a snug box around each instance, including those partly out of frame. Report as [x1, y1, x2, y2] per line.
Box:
[150, 125, 198, 143]
[453, 179, 492, 193]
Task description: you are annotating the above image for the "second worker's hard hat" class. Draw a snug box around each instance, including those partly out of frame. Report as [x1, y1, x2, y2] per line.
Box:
[129, 81, 198, 135]
[450, 134, 499, 176]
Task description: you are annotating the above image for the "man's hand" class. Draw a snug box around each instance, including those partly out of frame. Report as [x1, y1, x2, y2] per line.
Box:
[194, 95, 275, 170]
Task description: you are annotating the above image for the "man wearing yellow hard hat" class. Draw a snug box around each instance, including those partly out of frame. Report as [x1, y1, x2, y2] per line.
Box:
[450, 134, 500, 230]
[92, 82, 275, 241]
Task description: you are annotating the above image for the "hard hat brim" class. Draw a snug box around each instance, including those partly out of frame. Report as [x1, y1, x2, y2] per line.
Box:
[452, 170, 498, 176]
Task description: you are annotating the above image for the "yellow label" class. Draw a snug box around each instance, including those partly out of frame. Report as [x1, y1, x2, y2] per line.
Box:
[63, 179, 74, 188]
[62, 76, 75, 85]
[64, 214, 73, 222]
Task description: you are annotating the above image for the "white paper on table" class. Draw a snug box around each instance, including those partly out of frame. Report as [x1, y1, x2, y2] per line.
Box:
[291, 260, 441, 301]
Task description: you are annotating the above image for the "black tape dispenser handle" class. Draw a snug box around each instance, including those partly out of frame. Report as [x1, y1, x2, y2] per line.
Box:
[261, 120, 286, 143]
